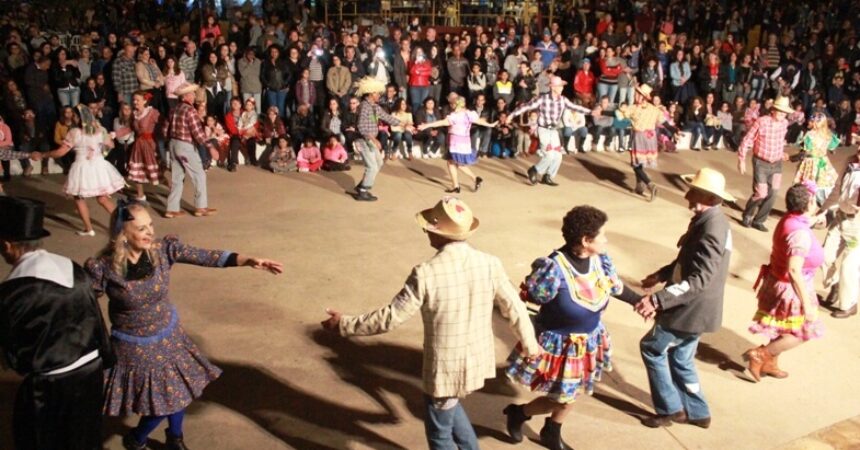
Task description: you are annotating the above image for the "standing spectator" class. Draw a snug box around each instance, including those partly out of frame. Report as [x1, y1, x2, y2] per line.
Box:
[162, 83, 216, 218]
[597, 48, 623, 104]
[467, 63, 487, 102]
[113, 42, 139, 106]
[200, 15, 222, 43]
[669, 49, 692, 104]
[573, 59, 596, 107]
[237, 48, 262, 114]
[163, 56, 187, 111]
[493, 69, 515, 105]
[200, 52, 228, 118]
[261, 46, 290, 119]
[408, 48, 433, 112]
[294, 68, 317, 115]
[135, 47, 165, 114]
[637, 167, 733, 430]
[447, 45, 469, 97]
[322, 197, 540, 450]
[178, 41, 199, 83]
[738, 97, 793, 232]
[52, 47, 81, 108]
[327, 55, 352, 110]
[536, 31, 559, 69]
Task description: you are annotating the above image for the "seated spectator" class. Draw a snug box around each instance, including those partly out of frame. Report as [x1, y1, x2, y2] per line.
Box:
[491, 111, 515, 158]
[834, 99, 853, 143]
[322, 135, 351, 171]
[591, 95, 615, 151]
[203, 115, 230, 168]
[341, 97, 361, 155]
[390, 99, 415, 160]
[515, 110, 538, 156]
[786, 102, 807, 144]
[611, 104, 632, 152]
[289, 103, 316, 152]
[53, 105, 79, 173]
[296, 137, 323, 172]
[226, 97, 258, 167]
[684, 96, 707, 151]
[561, 108, 589, 153]
[716, 102, 737, 151]
[493, 69, 514, 105]
[269, 136, 295, 174]
[414, 97, 445, 158]
[258, 106, 287, 151]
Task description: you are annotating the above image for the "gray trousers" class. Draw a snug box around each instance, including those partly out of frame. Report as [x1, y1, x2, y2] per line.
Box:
[356, 139, 384, 190]
[534, 127, 563, 178]
[167, 139, 208, 211]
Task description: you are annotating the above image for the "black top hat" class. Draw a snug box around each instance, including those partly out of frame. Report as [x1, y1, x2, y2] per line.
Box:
[0, 197, 51, 241]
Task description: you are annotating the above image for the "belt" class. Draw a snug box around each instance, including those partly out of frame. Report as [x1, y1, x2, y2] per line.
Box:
[110, 306, 178, 345]
[43, 349, 99, 376]
[138, 132, 155, 140]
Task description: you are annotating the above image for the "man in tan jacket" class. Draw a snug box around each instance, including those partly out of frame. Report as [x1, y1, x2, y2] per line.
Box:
[326, 54, 353, 108]
[323, 197, 541, 450]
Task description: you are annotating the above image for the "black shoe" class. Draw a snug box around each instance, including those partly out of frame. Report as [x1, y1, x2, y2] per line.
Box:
[475, 177, 483, 192]
[166, 430, 190, 450]
[542, 174, 559, 186]
[740, 217, 753, 228]
[539, 418, 572, 450]
[751, 223, 769, 232]
[355, 190, 378, 202]
[527, 166, 538, 185]
[227, 165, 237, 172]
[445, 186, 461, 194]
[122, 433, 147, 450]
[355, 181, 366, 193]
[832, 304, 858, 318]
[503, 403, 530, 443]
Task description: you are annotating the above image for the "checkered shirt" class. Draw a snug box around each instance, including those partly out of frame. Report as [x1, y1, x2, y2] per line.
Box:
[357, 100, 400, 140]
[163, 102, 207, 145]
[738, 115, 788, 163]
[112, 55, 139, 96]
[509, 93, 591, 128]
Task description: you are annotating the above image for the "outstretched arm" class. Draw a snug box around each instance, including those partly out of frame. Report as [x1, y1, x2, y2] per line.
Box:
[473, 118, 498, 128]
[418, 118, 451, 130]
[46, 143, 73, 159]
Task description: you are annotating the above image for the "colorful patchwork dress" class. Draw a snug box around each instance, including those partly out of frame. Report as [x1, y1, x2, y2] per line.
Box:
[85, 235, 230, 416]
[506, 251, 627, 403]
[749, 213, 825, 341]
[794, 131, 839, 204]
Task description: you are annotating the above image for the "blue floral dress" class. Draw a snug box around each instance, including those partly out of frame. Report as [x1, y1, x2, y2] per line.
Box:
[506, 251, 624, 403]
[86, 235, 231, 416]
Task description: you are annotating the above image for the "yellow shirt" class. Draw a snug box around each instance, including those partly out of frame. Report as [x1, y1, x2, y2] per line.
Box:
[625, 102, 664, 132]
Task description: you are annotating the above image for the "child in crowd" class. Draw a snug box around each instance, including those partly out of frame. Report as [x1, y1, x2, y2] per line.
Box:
[322, 135, 351, 171]
[515, 110, 538, 156]
[716, 102, 736, 151]
[612, 104, 632, 152]
[786, 102, 806, 144]
[491, 112, 515, 158]
[269, 136, 295, 174]
[203, 115, 230, 167]
[297, 137, 323, 172]
[111, 103, 134, 177]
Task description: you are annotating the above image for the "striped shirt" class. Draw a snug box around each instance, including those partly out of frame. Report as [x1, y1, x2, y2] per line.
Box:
[508, 93, 591, 128]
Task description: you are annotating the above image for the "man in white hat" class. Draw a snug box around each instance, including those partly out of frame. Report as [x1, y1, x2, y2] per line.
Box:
[322, 196, 541, 449]
[737, 96, 793, 232]
[623, 84, 663, 201]
[161, 82, 217, 218]
[352, 76, 401, 201]
[635, 167, 734, 430]
[505, 75, 591, 186]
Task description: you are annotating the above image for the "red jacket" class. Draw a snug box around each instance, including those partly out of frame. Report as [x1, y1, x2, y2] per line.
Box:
[598, 58, 623, 81]
[408, 60, 433, 87]
[573, 70, 596, 95]
[224, 112, 241, 137]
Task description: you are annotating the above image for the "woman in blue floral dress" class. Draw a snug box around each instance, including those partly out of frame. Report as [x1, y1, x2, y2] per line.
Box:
[85, 200, 282, 450]
[504, 206, 641, 450]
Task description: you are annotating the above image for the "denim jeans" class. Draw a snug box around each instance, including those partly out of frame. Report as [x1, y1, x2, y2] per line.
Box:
[640, 324, 710, 420]
[617, 86, 634, 105]
[265, 89, 288, 118]
[424, 396, 478, 450]
[596, 82, 618, 104]
[470, 127, 492, 156]
[685, 122, 706, 149]
[391, 131, 414, 158]
[57, 87, 81, 107]
[409, 86, 431, 113]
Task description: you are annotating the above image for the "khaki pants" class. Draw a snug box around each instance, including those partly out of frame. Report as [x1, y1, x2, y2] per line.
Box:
[823, 211, 860, 311]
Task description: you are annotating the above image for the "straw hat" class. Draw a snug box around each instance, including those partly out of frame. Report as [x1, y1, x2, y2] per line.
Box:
[772, 96, 793, 114]
[681, 168, 735, 202]
[354, 77, 386, 97]
[415, 197, 480, 241]
[549, 76, 567, 87]
[175, 82, 200, 96]
[635, 84, 653, 99]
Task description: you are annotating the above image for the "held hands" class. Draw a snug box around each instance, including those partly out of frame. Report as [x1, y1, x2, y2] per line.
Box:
[29, 152, 43, 161]
[243, 257, 284, 274]
[634, 295, 659, 320]
[417, 123, 428, 131]
[321, 308, 342, 332]
[738, 159, 747, 175]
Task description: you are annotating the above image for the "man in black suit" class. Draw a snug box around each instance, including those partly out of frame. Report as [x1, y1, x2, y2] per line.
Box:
[634, 168, 734, 430]
[0, 197, 112, 450]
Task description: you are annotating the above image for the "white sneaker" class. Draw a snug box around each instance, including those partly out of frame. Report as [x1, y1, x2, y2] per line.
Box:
[76, 229, 95, 237]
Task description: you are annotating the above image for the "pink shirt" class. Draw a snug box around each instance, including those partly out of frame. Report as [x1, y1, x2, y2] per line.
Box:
[323, 143, 347, 163]
[297, 146, 322, 164]
[165, 72, 187, 99]
[0, 122, 13, 147]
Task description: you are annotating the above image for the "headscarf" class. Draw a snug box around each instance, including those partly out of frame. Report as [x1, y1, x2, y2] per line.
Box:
[76, 104, 100, 136]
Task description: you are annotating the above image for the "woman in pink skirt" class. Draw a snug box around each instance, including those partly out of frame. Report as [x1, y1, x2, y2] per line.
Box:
[128, 90, 161, 201]
[746, 181, 825, 381]
[418, 95, 496, 193]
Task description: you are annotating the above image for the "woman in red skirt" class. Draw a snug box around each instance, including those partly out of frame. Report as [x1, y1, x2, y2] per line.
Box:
[128, 91, 161, 201]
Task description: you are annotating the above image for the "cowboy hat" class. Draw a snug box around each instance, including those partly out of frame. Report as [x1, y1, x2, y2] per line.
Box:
[681, 168, 735, 202]
[415, 196, 480, 241]
[174, 82, 200, 96]
[772, 96, 793, 114]
[635, 84, 653, 99]
[549, 76, 567, 87]
[354, 77, 386, 97]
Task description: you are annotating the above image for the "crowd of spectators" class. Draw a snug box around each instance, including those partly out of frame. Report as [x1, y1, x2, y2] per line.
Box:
[1, 0, 860, 180]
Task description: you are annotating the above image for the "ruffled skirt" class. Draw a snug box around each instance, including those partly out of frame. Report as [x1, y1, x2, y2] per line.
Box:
[749, 272, 825, 341]
[506, 323, 611, 404]
[64, 156, 126, 198]
[103, 324, 222, 416]
[127, 137, 160, 185]
[631, 130, 658, 168]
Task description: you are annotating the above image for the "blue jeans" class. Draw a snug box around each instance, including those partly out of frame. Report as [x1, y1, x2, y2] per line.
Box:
[57, 87, 80, 107]
[409, 86, 431, 113]
[685, 122, 706, 149]
[424, 396, 478, 450]
[617, 86, 634, 105]
[265, 89, 288, 118]
[640, 324, 710, 420]
[596, 82, 618, 104]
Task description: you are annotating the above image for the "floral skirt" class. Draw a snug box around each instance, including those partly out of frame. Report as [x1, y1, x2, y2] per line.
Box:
[103, 324, 222, 416]
[631, 130, 658, 168]
[794, 156, 837, 191]
[506, 323, 611, 404]
[749, 272, 825, 341]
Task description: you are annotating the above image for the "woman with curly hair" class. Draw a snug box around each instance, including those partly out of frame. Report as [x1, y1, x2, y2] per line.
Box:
[746, 182, 825, 382]
[504, 205, 640, 450]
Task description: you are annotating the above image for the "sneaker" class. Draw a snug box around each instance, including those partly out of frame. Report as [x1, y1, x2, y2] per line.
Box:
[75, 229, 96, 237]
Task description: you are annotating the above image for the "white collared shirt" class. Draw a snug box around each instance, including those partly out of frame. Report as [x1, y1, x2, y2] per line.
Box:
[5, 250, 74, 288]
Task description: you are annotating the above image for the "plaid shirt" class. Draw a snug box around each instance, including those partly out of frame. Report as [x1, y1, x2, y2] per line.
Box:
[339, 242, 540, 398]
[508, 93, 591, 128]
[111, 55, 139, 96]
[738, 115, 789, 163]
[357, 100, 400, 140]
[163, 102, 207, 145]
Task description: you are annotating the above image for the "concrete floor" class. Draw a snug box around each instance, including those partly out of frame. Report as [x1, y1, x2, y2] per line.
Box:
[2, 146, 860, 450]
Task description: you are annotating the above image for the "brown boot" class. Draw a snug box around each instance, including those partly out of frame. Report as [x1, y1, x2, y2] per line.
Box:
[762, 352, 789, 379]
[742, 346, 766, 382]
